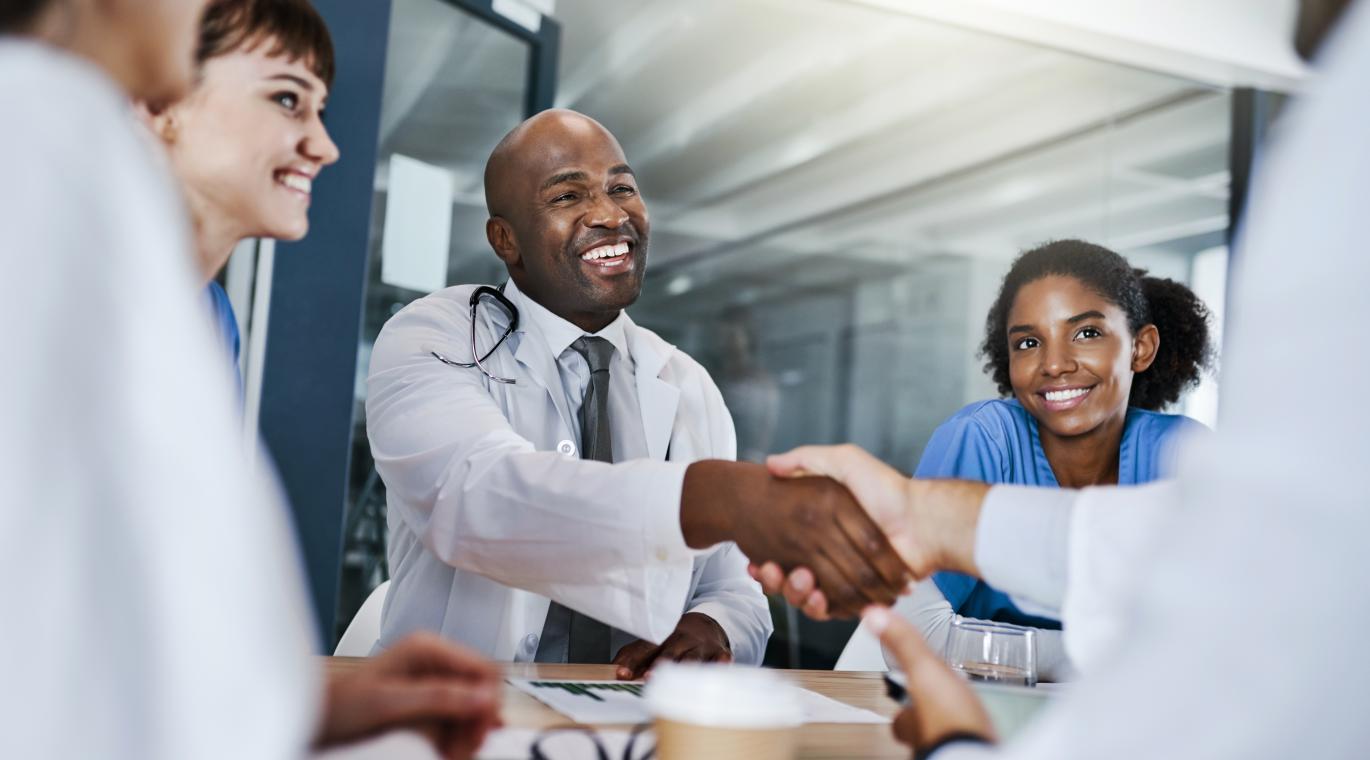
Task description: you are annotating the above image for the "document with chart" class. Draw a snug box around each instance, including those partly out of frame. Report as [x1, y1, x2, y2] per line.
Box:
[507, 678, 887, 725]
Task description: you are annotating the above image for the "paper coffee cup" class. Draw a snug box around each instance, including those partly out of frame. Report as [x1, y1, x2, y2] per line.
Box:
[644, 663, 803, 760]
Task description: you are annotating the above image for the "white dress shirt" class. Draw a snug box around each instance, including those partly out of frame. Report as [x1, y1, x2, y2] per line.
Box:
[938, 2, 1370, 756]
[0, 39, 316, 760]
[510, 279, 649, 464]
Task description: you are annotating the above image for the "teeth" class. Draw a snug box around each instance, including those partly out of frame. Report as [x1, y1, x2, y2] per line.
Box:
[581, 243, 630, 261]
[278, 172, 311, 194]
[1044, 388, 1090, 402]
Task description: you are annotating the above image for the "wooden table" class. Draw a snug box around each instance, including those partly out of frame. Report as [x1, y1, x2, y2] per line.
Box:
[326, 658, 910, 759]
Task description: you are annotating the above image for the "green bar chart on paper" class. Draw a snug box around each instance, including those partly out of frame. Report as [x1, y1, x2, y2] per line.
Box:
[528, 680, 646, 701]
[509, 679, 653, 724]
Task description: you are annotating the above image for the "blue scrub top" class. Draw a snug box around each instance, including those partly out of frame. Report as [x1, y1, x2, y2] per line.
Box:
[918, 398, 1203, 629]
[206, 281, 242, 388]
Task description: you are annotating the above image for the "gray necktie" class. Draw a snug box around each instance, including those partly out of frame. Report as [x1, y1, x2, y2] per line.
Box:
[536, 336, 616, 663]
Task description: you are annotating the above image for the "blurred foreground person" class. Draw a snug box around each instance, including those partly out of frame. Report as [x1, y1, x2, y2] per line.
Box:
[0, 1, 497, 758]
[759, 0, 1370, 756]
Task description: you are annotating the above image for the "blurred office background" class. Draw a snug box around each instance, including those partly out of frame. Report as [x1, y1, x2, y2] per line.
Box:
[225, 0, 1303, 666]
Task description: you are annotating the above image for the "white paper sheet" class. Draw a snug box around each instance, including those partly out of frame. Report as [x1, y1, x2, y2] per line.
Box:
[796, 687, 890, 724]
[508, 678, 888, 725]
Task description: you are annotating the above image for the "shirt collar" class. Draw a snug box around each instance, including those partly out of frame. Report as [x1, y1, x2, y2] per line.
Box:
[504, 277, 632, 361]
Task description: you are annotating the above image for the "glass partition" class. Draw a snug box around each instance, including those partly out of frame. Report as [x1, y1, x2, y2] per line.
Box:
[336, 0, 548, 640]
[553, 0, 1230, 666]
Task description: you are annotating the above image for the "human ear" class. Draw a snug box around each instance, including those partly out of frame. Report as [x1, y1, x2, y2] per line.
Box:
[1131, 324, 1160, 372]
[486, 217, 520, 269]
[138, 100, 179, 145]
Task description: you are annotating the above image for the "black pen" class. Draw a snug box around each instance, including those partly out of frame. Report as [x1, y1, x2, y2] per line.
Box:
[883, 669, 910, 706]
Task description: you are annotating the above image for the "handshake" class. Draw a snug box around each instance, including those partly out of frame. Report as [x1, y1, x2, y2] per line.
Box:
[680, 446, 988, 618]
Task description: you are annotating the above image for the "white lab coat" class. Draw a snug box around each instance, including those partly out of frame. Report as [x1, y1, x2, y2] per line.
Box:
[366, 282, 771, 664]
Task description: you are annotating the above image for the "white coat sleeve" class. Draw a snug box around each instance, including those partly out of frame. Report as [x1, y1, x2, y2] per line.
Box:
[974, 481, 1178, 676]
[681, 377, 773, 666]
[1058, 481, 1179, 674]
[974, 485, 1075, 613]
[366, 295, 698, 644]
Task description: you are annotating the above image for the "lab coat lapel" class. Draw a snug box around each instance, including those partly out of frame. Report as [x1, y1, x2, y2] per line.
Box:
[511, 328, 575, 435]
[626, 321, 680, 461]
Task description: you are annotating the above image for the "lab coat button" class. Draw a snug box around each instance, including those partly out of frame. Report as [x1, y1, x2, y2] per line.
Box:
[556, 440, 576, 457]
[656, 548, 669, 562]
[520, 633, 539, 655]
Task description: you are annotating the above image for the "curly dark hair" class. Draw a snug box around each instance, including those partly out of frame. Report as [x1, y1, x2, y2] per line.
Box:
[980, 239, 1215, 411]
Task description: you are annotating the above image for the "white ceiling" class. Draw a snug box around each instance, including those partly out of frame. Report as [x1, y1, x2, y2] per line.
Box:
[375, 0, 1233, 309]
[846, 0, 1306, 91]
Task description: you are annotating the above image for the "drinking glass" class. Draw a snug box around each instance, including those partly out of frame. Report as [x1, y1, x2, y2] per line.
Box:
[944, 616, 1037, 687]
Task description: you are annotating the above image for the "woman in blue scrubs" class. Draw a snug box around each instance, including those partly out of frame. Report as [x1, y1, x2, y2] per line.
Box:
[898, 239, 1214, 680]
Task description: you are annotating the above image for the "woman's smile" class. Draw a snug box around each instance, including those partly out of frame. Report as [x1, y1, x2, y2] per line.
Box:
[274, 167, 314, 201]
[1037, 384, 1095, 413]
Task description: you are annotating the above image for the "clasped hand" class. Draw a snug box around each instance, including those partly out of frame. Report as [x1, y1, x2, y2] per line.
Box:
[745, 445, 988, 619]
[736, 444, 998, 755]
[682, 459, 912, 618]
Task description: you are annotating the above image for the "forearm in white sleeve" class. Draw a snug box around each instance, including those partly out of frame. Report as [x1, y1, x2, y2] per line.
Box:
[1059, 480, 1179, 675]
[974, 485, 1075, 613]
[975, 482, 1179, 676]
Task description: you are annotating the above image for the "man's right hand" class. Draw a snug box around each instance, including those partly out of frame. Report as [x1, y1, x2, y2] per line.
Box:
[680, 459, 911, 617]
[751, 445, 990, 620]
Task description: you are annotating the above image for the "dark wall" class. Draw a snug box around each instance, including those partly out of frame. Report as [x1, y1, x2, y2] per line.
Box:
[259, 0, 393, 650]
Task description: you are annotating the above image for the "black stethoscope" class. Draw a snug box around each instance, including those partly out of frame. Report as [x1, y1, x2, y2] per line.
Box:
[431, 284, 520, 385]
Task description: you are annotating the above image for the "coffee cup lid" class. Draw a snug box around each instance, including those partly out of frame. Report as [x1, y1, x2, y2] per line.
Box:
[645, 663, 803, 728]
